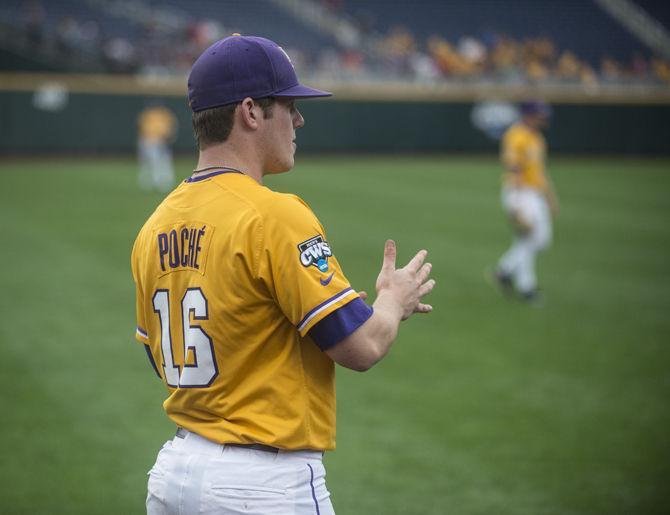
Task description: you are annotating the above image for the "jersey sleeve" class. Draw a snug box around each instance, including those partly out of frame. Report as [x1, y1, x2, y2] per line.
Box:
[501, 127, 524, 170]
[131, 232, 150, 345]
[257, 194, 372, 349]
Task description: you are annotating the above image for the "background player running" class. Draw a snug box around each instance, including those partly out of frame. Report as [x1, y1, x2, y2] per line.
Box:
[495, 100, 559, 304]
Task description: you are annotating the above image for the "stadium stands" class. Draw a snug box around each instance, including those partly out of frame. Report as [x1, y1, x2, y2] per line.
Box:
[0, 0, 669, 86]
[339, 0, 649, 64]
[144, 0, 336, 51]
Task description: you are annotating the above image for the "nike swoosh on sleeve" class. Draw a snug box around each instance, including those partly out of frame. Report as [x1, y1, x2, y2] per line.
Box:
[320, 272, 335, 286]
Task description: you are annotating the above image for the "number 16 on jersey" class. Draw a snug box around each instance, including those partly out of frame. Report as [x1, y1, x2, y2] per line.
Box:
[152, 287, 218, 388]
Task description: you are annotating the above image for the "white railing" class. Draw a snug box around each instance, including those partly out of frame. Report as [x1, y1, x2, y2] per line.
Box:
[594, 0, 670, 59]
[266, 0, 367, 48]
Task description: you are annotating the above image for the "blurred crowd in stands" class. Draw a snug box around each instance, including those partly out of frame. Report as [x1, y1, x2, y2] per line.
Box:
[355, 25, 670, 86]
[13, 0, 670, 86]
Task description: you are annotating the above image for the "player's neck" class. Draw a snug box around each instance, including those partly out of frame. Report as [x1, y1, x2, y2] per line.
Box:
[195, 143, 263, 184]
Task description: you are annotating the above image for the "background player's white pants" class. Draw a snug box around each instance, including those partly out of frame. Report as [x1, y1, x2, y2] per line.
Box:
[497, 187, 552, 293]
[146, 430, 335, 515]
[138, 140, 174, 192]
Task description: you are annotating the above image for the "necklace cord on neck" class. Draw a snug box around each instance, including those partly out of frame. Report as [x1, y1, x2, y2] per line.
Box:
[192, 166, 244, 174]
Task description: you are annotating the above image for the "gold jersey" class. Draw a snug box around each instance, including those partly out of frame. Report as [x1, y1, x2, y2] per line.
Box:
[137, 106, 176, 143]
[501, 122, 548, 191]
[131, 170, 371, 450]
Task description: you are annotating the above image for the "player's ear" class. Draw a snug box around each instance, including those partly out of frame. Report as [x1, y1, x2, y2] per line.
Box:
[238, 97, 260, 130]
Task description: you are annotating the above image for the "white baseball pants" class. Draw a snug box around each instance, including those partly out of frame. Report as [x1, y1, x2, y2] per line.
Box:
[497, 186, 552, 293]
[138, 140, 174, 192]
[146, 429, 335, 515]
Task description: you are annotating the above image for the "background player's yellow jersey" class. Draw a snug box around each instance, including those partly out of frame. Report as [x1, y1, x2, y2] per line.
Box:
[131, 170, 372, 450]
[137, 106, 176, 143]
[501, 122, 548, 191]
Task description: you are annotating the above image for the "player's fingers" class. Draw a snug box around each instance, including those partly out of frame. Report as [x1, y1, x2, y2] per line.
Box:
[405, 249, 428, 272]
[381, 239, 397, 272]
[417, 262, 432, 283]
[358, 291, 368, 300]
[419, 279, 436, 297]
[414, 303, 433, 313]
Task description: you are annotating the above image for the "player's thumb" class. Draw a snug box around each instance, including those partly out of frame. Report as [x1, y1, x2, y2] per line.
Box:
[382, 239, 397, 272]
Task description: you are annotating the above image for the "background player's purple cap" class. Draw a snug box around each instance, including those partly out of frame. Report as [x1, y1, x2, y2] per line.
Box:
[520, 100, 552, 117]
[188, 35, 332, 112]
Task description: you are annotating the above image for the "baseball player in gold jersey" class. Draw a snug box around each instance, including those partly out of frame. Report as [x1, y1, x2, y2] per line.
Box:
[137, 104, 177, 192]
[495, 100, 559, 304]
[131, 34, 435, 514]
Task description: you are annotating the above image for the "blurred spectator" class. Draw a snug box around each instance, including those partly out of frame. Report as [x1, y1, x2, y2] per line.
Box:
[600, 56, 623, 81]
[428, 36, 475, 77]
[529, 37, 557, 64]
[103, 37, 137, 74]
[579, 63, 598, 88]
[385, 25, 416, 56]
[458, 35, 487, 70]
[651, 57, 670, 83]
[525, 59, 549, 82]
[55, 16, 83, 58]
[409, 50, 441, 82]
[428, 36, 453, 76]
[340, 47, 366, 75]
[490, 36, 520, 78]
[188, 19, 224, 52]
[381, 25, 417, 77]
[555, 51, 581, 80]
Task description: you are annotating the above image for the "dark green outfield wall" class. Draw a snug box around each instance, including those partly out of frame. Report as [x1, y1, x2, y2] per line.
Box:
[1, 91, 669, 154]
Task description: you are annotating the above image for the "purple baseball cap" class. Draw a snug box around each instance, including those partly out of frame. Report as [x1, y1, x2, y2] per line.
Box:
[188, 35, 332, 112]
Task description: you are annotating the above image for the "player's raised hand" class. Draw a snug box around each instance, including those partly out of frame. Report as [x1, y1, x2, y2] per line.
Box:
[375, 239, 435, 320]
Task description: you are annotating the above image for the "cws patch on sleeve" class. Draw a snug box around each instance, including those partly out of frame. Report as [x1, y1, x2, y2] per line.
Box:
[298, 235, 332, 272]
[258, 193, 371, 341]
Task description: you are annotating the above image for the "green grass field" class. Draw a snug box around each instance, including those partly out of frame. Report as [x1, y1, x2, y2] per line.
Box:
[1, 155, 669, 515]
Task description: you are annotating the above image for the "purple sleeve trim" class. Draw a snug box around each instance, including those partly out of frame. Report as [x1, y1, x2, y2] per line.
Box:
[308, 297, 373, 351]
[297, 287, 353, 331]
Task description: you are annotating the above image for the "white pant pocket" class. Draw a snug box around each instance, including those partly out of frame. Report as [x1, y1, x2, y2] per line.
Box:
[204, 484, 288, 514]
